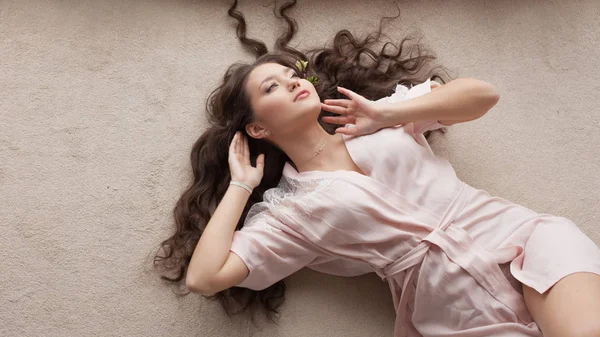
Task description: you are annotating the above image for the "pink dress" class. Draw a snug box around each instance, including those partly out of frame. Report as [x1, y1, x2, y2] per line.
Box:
[229, 78, 600, 336]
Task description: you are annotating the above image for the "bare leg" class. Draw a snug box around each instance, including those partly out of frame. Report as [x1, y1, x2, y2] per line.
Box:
[522, 272, 600, 337]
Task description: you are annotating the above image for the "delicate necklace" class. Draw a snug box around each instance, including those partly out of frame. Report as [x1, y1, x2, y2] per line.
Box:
[297, 139, 328, 168]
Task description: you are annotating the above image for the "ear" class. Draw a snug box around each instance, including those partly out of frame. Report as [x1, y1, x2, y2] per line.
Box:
[245, 123, 268, 140]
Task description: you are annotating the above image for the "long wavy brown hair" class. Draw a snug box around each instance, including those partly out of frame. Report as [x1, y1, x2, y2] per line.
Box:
[151, 0, 454, 327]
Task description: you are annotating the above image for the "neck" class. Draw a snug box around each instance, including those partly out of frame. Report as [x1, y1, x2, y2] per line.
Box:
[275, 123, 342, 173]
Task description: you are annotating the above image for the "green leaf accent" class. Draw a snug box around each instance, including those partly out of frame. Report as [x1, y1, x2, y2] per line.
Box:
[295, 60, 308, 72]
[307, 75, 319, 84]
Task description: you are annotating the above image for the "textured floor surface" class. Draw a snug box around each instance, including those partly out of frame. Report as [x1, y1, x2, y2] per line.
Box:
[1, 1, 599, 336]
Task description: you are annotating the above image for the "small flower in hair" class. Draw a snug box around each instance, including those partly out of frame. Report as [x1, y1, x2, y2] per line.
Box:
[295, 60, 319, 85]
[295, 60, 308, 72]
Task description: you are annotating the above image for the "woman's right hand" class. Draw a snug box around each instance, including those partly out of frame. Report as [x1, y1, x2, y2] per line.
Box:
[228, 131, 265, 189]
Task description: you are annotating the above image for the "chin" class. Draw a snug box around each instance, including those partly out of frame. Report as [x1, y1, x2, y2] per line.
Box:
[306, 100, 323, 117]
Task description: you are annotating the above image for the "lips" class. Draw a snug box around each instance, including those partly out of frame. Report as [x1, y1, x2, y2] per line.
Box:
[294, 89, 309, 102]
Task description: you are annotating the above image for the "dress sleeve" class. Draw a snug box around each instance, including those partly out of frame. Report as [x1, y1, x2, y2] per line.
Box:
[229, 215, 321, 291]
[380, 77, 450, 134]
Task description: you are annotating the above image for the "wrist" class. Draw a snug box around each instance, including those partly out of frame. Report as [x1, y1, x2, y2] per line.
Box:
[380, 102, 410, 128]
[229, 180, 254, 195]
[227, 184, 252, 198]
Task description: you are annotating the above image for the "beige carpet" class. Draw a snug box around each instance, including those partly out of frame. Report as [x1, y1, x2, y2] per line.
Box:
[1, 0, 599, 336]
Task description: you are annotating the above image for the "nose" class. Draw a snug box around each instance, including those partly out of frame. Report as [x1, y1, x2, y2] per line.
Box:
[289, 77, 300, 91]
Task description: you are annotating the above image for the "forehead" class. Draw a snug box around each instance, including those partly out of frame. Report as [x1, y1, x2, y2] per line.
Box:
[247, 63, 290, 88]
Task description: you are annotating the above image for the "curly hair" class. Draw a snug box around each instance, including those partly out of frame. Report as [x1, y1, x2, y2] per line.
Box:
[151, 0, 454, 327]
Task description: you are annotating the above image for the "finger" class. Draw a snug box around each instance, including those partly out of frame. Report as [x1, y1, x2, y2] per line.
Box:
[337, 86, 359, 100]
[242, 134, 249, 165]
[256, 153, 265, 171]
[322, 115, 355, 125]
[335, 124, 359, 136]
[232, 134, 241, 166]
[236, 133, 243, 159]
[323, 99, 350, 108]
[244, 135, 251, 165]
[322, 115, 354, 124]
[229, 132, 238, 158]
[321, 102, 351, 115]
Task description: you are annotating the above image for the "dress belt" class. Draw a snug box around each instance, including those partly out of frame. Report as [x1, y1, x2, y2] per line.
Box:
[374, 182, 533, 337]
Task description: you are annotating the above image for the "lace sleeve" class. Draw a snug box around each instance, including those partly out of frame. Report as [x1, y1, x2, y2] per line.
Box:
[379, 77, 449, 134]
[229, 175, 332, 291]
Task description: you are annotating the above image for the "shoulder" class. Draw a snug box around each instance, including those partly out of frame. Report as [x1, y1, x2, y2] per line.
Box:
[244, 178, 336, 230]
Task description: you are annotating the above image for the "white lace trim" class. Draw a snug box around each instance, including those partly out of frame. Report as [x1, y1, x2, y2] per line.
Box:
[244, 172, 334, 229]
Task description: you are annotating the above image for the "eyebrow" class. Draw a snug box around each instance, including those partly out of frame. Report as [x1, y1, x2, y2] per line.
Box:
[259, 67, 292, 91]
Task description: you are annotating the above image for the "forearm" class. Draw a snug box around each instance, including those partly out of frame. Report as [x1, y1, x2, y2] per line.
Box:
[187, 184, 250, 288]
[381, 78, 500, 127]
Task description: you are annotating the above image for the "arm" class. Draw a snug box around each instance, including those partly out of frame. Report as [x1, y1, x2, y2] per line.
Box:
[381, 78, 500, 127]
[187, 184, 321, 295]
[186, 131, 264, 295]
[185, 185, 251, 295]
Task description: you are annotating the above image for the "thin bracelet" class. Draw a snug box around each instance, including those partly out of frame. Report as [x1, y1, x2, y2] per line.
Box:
[230, 181, 253, 194]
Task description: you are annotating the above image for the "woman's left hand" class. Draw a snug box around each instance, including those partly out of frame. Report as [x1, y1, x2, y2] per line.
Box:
[320, 86, 390, 136]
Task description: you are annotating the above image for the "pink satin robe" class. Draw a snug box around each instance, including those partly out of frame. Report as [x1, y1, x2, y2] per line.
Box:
[229, 78, 600, 337]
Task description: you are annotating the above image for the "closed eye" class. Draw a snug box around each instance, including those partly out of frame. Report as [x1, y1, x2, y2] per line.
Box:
[266, 73, 300, 93]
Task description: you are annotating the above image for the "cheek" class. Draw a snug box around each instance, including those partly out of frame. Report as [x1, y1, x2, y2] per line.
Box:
[257, 96, 291, 124]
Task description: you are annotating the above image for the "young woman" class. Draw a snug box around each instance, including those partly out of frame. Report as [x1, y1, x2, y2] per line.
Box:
[153, 1, 600, 336]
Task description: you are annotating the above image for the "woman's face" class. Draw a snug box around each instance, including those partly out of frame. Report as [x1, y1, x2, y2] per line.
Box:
[244, 62, 321, 139]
